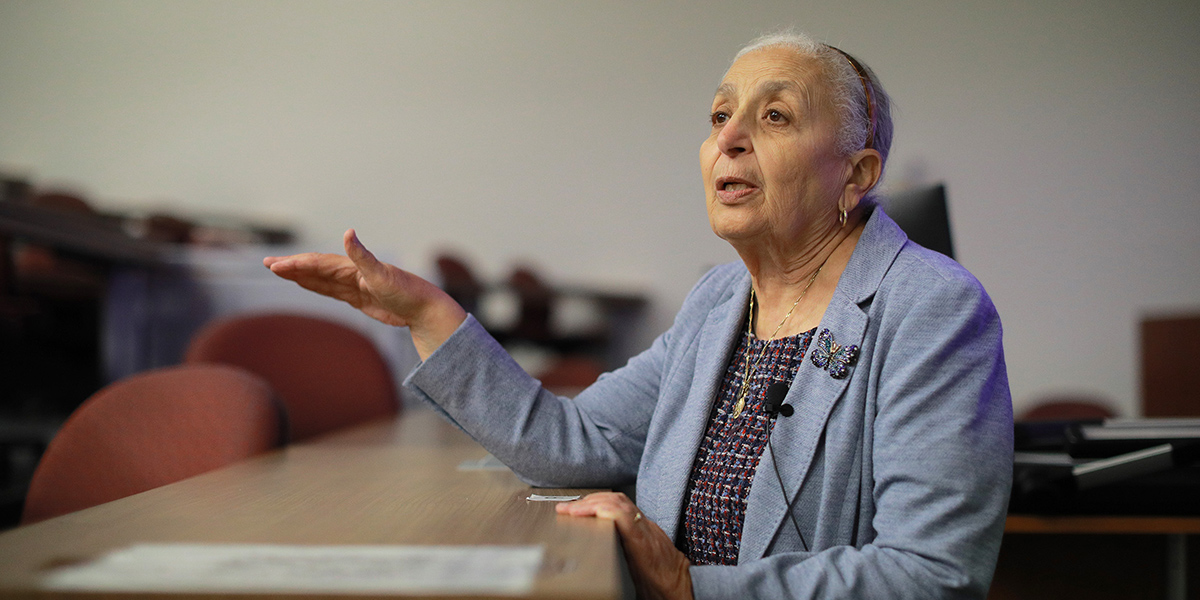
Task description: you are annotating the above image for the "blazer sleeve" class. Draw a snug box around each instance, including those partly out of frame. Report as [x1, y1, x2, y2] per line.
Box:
[402, 263, 737, 488]
[403, 313, 660, 487]
[690, 259, 1013, 599]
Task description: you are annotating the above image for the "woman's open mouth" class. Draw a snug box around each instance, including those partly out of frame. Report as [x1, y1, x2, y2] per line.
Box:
[715, 176, 760, 202]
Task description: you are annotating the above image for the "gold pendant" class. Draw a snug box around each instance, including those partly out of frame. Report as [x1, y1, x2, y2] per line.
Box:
[731, 393, 746, 419]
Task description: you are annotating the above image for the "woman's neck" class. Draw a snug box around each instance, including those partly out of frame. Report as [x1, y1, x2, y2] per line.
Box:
[739, 210, 867, 338]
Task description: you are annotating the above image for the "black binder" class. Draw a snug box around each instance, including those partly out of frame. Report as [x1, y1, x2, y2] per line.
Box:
[1011, 418, 1200, 515]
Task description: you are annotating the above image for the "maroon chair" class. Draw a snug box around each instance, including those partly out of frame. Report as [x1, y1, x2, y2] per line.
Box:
[184, 313, 399, 441]
[1019, 397, 1116, 422]
[1141, 314, 1200, 417]
[536, 355, 606, 397]
[21, 364, 284, 524]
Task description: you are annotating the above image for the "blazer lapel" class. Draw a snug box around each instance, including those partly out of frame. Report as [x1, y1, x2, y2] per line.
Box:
[644, 273, 750, 542]
[739, 292, 868, 561]
[738, 207, 905, 561]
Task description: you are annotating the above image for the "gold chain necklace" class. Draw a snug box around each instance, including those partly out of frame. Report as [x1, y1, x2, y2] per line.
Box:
[731, 261, 826, 419]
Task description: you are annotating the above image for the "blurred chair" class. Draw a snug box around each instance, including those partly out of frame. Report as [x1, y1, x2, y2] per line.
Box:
[434, 252, 484, 316]
[12, 191, 107, 299]
[184, 313, 399, 441]
[21, 364, 284, 524]
[884, 183, 955, 260]
[1142, 314, 1200, 417]
[4, 191, 109, 418]
[1019, 396, 1117, 422]
[536, 355, 606, 398]
[508, 266, 555, 344]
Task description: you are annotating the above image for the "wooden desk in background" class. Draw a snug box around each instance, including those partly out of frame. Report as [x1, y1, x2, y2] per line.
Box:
[991, 515, 1200, 600]
[0, 409, 628, 599]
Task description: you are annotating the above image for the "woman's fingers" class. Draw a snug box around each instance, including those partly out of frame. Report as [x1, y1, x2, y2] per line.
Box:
[556, 493, 659, 559]
[264, 229, 378, 284]
[263, 228, 467, 358]
[262, 249, 378, 322]
[342, 229, 412, 310]
[555, 492, 629, 518]
[557, 493, 692, 600]
[339, 229, 423, 318]
[556, 492, 643, 530]
[344, 229, 385, 280]
[263, 253, 306, 274]
[265, 251, 350, 281]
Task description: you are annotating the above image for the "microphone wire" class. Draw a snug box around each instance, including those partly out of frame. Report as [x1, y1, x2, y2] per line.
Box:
[765, 382, 808, 552]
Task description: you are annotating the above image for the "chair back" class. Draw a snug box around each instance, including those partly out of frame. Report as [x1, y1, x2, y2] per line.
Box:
[884, 184, 955, 259]
[1019, 397, 1116, 422]
[184, 313, 399, 440]
[1142, 314, 1200, 417]
[21, 364, 284, 524]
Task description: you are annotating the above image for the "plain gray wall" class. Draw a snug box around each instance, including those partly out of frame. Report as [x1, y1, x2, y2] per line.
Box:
[2, 0, 1198, 418]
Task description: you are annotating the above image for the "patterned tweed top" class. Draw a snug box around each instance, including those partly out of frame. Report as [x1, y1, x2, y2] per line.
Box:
[680, 326, 816, 565]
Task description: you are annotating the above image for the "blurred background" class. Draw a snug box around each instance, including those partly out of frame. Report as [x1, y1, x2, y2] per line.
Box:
[1, 0, 1197, 419]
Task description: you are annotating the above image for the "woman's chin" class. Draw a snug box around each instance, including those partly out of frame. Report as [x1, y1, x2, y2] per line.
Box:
[709, 204, 759, 234]
[709, 220, 766, 246]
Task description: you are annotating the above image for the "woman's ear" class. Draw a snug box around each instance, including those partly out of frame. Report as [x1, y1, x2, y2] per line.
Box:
[841, 149, 882, 213]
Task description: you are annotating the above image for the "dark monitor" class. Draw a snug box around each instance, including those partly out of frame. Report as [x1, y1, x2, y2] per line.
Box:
[882, 183, 955, 260]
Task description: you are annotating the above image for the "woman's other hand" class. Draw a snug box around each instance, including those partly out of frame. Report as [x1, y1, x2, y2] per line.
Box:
[557, 492, 694, 600]
[263, 229, 466, 360]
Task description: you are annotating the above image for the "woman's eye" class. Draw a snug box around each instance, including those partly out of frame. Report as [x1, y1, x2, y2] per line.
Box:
[710, 111, 729, 126]
[766, 109, 786, 123]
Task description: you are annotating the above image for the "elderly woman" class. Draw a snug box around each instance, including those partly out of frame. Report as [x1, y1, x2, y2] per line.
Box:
[265, 30, 1012, 600]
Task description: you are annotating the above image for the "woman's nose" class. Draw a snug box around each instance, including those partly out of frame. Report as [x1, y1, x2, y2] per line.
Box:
[716, 113, 752, 157]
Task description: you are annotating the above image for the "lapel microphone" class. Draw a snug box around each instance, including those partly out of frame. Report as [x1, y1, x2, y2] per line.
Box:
[764, 381, 794, 417]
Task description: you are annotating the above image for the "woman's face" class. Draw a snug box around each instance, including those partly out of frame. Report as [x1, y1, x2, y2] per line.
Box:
[701, 47, 850, 247]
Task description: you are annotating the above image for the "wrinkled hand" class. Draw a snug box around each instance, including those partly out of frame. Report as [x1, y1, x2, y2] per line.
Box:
[557, 492, 693, 600]
[263, 229, 466, 359]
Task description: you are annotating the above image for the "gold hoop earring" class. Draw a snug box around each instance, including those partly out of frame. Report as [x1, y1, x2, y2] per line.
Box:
[839, 208, 848, 227]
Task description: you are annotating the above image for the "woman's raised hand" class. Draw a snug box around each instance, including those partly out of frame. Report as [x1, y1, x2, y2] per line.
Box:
[263, 229, 466, 360]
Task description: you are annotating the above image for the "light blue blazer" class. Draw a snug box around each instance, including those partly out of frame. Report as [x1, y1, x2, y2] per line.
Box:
[406, 207, 1013, 599]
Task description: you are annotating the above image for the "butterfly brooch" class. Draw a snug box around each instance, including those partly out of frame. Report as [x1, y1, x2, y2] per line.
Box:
[810, 329, 859, 379]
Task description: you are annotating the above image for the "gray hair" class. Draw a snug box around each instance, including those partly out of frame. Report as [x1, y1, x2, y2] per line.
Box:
[734, 30, 894, 174]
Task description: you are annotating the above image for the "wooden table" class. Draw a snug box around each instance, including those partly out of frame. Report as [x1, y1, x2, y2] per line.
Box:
[991, 515, 1200, 600]
[0, 409, 628, 599]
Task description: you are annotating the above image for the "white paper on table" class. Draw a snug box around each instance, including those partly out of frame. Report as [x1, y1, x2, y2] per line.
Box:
[42, 543, 544, 596]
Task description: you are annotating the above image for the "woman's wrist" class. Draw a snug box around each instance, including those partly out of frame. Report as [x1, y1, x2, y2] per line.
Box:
[407, 289, 468, 361]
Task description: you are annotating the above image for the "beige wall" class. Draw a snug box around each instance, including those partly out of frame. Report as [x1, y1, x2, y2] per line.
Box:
[2, 0, 1198, 417]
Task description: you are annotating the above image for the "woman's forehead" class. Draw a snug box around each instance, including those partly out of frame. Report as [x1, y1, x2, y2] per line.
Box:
[716, 46, 821, 100]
